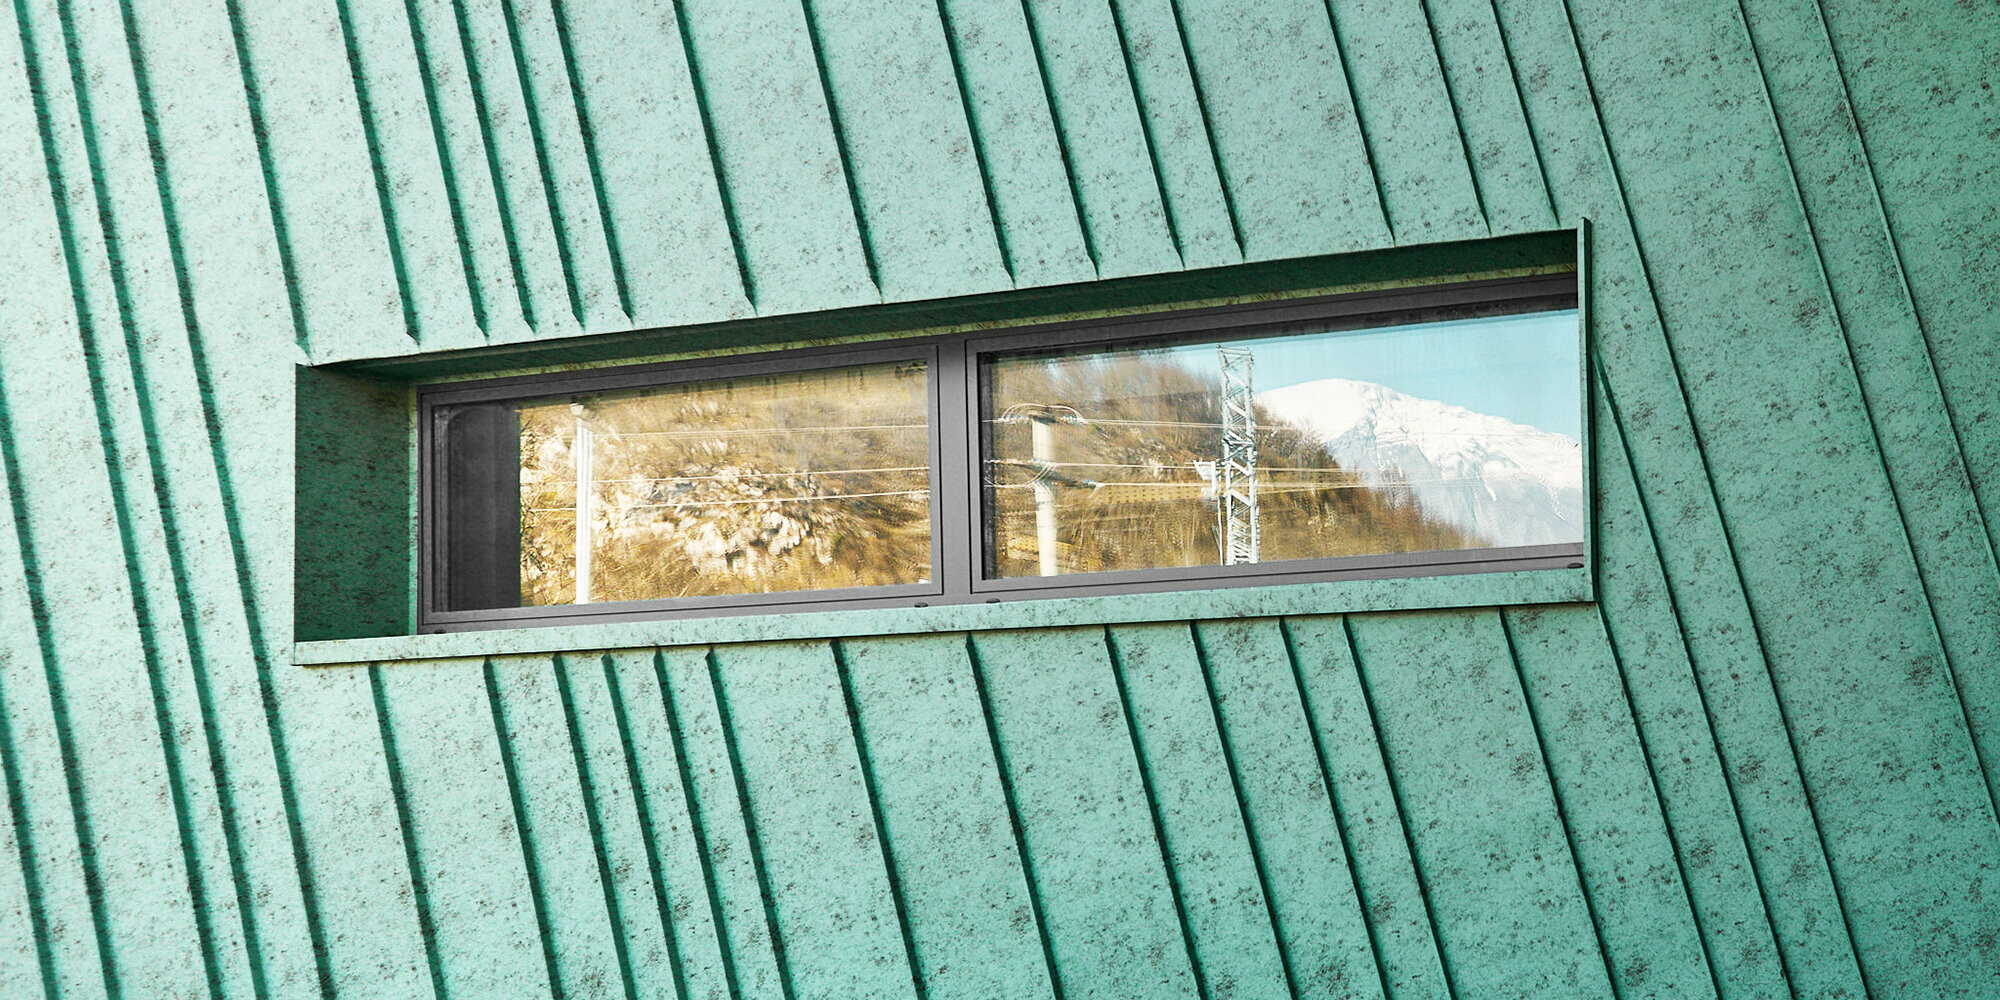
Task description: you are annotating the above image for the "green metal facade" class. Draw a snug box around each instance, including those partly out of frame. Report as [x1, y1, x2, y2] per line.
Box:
[0, 0, 1994, 997]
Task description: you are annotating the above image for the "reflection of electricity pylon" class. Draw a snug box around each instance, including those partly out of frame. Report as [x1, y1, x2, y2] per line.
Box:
[1217, 346, 1259, 564]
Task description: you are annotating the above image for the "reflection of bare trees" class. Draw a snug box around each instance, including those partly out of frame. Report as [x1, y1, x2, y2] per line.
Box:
[518, 365, 931, 606]
[986, 351, 1476, 577]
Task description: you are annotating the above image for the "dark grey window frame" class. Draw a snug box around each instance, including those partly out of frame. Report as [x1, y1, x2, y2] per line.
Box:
[417, 273, 1583, 633]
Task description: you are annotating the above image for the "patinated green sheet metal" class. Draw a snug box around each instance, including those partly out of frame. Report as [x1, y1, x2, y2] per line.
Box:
[0, 0, 1996, 997]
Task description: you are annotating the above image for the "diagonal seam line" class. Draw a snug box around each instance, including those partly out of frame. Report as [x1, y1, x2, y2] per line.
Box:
[1101, 625, 1213, 1000]
[368, 667, 449, 1000]
[547, 0, 633, 319]
[551, 653, 644, 1000]
[1277, 617, 1398, 1000]
[1554, 0, 1874, 992]
[1316, 0, 1393, 242]
[829, 639, 931, 1000]
[218, 0, 309, 352]
[963, 634, 1068, 1000]
[330, 0, 421, 342]
[1804, 0, 1999, 574]
[481, 659, 567, 1000]
[1595, 360, 1804, 1000]
[107, 0, 280, 993]
[1496, 609, 1627, 1000]
[497, 0, 587, 327]
[1013, 0, 1098, 275]
[1341, 614, 1464, 1000]
[930, 0, 1014, 280]
[704, 648, 800, 1000]
[654, 649, 750, 1000]
[600, 653, 696, 1000]
[396, 0, 489, 334]
[449, 0, 538, 328]
[1592, 602, 1729, 1000]
[1185, 621, 1304, 1000]
[667, 0, 755, 308]
[1163, 0, 1243, 259]
[1731, 0, 2000, 833]
[1104, 0, 1184, 266]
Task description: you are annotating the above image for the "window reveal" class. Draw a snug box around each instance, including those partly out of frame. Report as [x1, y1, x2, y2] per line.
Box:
[420, 275, 1583, 631]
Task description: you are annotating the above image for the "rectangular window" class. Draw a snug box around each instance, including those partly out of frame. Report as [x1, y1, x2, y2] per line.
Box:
[420, 275, 1582, 631]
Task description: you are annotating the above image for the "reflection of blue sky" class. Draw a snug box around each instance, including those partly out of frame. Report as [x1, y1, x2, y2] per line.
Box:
[1164, 309, 1582, 440]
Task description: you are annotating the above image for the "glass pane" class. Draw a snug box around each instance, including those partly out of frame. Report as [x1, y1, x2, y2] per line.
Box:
[511, 360, 932, 606]
[981, 309, 1581, 578]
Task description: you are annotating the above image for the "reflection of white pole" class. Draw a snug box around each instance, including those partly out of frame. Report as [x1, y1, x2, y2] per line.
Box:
[574, 418, 594, 604]
[1030, 418, 1058, 577]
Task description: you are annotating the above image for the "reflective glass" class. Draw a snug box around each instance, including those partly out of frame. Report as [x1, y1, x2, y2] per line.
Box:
[505, 360, 932, 605]
[980, 309, 1581, 578]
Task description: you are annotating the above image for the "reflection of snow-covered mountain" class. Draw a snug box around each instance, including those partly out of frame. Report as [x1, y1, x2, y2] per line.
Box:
[1258, 378, 1584, 547]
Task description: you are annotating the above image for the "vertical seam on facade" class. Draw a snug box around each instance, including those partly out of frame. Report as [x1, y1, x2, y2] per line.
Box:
[1733, 0, 2000, 831]
[703, 648, 800, 1000]
[330, 0, 421, 342]
[828, 639, 931, 1000]
[930, 0, 1015, 281]
[551, 653, 643, 1000]
[1013, 0, 1099, 275]
[667, 0, 756, 309]
[546, 0, 633, 319]
[218, 0, 309, 353]
[496, 0, 586, 327]
[1413, 0, 1492, 235]
[796, 0, 882, 295]
[1495, 609, 1626, 1000]
[1554, 2, 1875, 991]
[963, 633, 1068, 1000]
[396, 0, 489, 335]
[600, 653, 695, 1000]
[1314, 0, 1392, 242]
[1591, 603, 1729, 1000]
[1595, 361, 1803, 1000]
[448, 0, 537, 329]
[1805, 0, 1998, 570]
[1101, 625, 1213, 1000]
[1104, 0, 1185, 266]
[1184, 621, 1304, 1000]
[111, 0, 273, 992]
[367, 665, 448, 1000]
[481, 660, 567, 1000]
[654, 649, 749, 1000]
[1276, 617, 1399, 1000]
[1341, 614, 1464, 1000]
[1163, 0, 1243, 258]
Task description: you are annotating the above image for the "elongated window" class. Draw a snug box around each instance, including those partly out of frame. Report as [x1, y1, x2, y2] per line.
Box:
[420, 274, 1583, 631]
[980, 309, 1583, 580]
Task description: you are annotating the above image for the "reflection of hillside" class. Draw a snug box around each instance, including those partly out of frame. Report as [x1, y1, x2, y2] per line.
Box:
[518, 364, 931, 606]
[985, 352, 1478, 577]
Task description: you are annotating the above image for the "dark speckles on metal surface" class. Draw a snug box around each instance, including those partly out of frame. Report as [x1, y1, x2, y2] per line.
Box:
[1, 0, 1997, 995]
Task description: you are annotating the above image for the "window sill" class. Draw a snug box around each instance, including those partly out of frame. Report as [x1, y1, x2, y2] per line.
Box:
[292, 563, 1592, 667]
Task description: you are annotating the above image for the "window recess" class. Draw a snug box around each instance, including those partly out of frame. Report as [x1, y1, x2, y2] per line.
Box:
[419, 273, 1584, 633]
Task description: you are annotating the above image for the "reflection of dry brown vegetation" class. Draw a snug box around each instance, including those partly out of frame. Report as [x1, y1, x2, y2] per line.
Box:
[519, 364, 930, 606]
[986, 349, 1476, 577]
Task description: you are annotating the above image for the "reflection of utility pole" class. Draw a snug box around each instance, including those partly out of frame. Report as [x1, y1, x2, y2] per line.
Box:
[1218, 346, 1259, 564]
[1001, 403, 1085, 577]
[573, 411, 594, 604]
